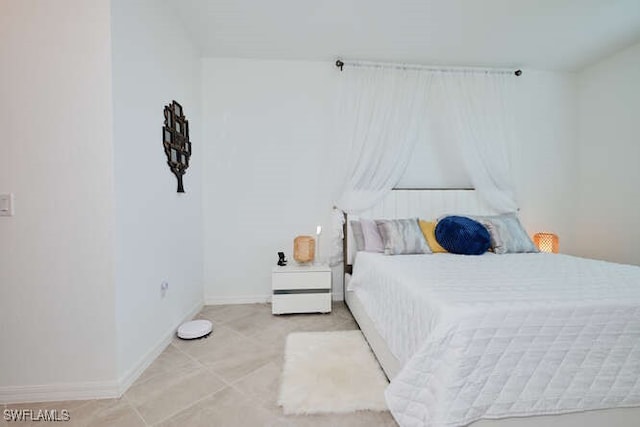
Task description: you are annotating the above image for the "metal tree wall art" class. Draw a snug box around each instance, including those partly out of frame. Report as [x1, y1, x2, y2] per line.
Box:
[163, 100, 191, 193]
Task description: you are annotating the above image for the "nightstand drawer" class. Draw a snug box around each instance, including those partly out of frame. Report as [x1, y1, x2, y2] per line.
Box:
[272, 293, 331, 314]
[272, 271, 331, 291]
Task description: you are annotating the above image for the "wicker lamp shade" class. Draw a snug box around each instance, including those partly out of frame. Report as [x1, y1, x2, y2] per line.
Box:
[533, 232, 559, 253]
[293, 235, 316, 263]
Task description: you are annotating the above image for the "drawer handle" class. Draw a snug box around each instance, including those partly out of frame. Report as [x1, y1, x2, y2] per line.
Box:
[273, 289, 331, 295]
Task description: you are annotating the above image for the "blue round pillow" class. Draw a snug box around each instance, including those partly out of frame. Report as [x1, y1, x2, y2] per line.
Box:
[435, 216, 491, 255]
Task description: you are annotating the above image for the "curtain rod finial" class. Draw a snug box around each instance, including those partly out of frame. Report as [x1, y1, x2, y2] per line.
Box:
[514, 69, 522, 76]
[335, 59, 344, 71]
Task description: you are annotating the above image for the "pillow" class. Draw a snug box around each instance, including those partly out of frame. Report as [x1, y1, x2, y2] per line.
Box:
[360, 218, 384, 253]
[435, 216, 491, 255]
[375, 218, 432, 255]
[418, 220, 447, 253]
[474, 213, 538, 254]
[350, 220, 365, 252]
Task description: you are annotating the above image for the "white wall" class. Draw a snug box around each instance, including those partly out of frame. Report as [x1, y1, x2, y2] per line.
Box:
[202, 59, 337, 303]
[111, 0, 204, 383]
[0, 0, 205, 400]
[512, 70, 579, 255]
[0, 0, 117, 396]
[574, 41, 640, 266]
[202, 59, 579, 302]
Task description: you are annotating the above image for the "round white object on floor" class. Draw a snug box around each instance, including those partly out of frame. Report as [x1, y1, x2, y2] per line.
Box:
[177, 319, 213, 340]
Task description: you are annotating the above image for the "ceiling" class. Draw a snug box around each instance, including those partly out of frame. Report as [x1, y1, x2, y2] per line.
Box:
[172, 0, 640, 71]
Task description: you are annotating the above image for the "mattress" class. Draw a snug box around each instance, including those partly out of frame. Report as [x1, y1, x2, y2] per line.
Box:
[348, 252, 640, 427]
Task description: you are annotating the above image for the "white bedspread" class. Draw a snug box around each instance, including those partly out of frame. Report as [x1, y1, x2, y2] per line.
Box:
[349, 252, 640, 427]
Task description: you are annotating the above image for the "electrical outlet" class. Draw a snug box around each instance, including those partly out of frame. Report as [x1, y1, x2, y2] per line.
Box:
[0, 193, 14, 217]
[160, 281, 169, 298]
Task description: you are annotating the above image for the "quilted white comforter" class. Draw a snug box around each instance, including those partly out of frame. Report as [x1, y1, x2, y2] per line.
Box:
[349, 252, 640, 427]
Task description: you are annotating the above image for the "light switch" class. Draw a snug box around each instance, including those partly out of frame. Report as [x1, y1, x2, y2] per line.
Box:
[0, 193, 14, 217]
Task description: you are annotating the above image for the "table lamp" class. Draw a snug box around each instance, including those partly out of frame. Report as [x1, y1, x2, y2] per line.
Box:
[533, 232, 559, 253]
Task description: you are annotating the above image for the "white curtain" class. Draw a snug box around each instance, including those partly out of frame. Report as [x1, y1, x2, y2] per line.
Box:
[330, 65, 520, 266]
[334, 66, 432, 212]
[435, 71, 519, 213]
[330, 66, 433, 265]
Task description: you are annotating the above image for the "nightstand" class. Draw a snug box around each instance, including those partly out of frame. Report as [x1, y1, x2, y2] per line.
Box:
[272, 264, 332, 314]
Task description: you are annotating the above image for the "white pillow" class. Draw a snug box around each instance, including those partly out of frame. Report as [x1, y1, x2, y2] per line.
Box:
[349, 221, 365, 252]
[360, 218, 384, 253]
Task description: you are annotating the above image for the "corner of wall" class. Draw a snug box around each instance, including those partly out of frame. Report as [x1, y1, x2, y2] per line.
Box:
[111, 0, 205, 385]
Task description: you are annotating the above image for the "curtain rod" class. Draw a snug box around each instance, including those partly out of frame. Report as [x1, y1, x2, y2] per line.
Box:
[335, 59, 522, 77]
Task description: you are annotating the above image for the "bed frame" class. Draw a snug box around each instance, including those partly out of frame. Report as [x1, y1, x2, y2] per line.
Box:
[342, 188, 640, 427]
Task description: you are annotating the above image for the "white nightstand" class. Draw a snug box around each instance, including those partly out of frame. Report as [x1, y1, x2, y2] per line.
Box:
[272, 264, 332, 314]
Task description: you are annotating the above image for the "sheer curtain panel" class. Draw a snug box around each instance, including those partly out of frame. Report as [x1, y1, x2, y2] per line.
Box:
[330, 66, 433, 265]
[435, 71, 519, 213]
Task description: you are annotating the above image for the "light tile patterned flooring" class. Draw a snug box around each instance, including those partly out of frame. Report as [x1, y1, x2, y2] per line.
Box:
[4, 303, 398, 426]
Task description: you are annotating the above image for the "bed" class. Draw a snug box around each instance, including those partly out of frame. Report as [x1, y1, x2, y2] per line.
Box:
[343, 189, 640, 427]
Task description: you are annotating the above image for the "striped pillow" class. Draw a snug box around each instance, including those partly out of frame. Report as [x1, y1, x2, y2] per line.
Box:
[475, 213, 538, 254]
[375, 218, 432, 255]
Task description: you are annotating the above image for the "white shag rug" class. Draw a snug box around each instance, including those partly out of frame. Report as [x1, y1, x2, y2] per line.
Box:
[278, 330, 389, 415]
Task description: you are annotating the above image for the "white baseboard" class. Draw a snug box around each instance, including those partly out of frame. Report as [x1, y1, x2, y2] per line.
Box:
[116, 300, 203, 395]
[205, 295, 271, 305]
[0, 380, 119, 404]
[0, 300, 203, 404]
[205, 293, 344, 305]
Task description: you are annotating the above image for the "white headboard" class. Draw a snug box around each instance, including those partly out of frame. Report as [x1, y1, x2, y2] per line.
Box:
[345, 189, 497, 268]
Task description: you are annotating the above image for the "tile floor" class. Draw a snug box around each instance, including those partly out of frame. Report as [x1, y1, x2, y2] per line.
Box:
[4, 303, 398, 426]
